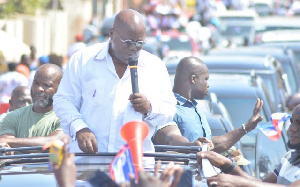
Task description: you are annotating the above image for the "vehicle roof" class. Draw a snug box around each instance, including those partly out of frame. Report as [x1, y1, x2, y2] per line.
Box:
[200, 55, 276, 72]
[213, 10, 258, 19]
[208, 46, 289, 61]
[261, 29, 300, 43]
[259, 42, 300, 52]
[255, 16, 300, 27]
[165, 55, 277, 76]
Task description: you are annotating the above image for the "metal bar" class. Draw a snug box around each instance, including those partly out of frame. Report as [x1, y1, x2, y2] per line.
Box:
[75, 152, 197, 159]
[0, 145, 201, 154]
[154, 145, 202, 152]
[0, 146, 44, 152]
[0, 153, 49, 159]
[0, 152, 197, 160]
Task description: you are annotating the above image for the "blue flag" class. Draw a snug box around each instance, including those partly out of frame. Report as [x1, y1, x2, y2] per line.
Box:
[109, 144, 136, 183]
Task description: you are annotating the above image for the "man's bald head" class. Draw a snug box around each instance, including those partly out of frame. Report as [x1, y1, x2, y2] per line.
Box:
[109, 9, 146, 64]
[113, 9, 146, 33]
[175, 56, 206, 83]
[173, 56, 209, 100]
[35, 64, 63, 85]
[9, 86, 32, 111]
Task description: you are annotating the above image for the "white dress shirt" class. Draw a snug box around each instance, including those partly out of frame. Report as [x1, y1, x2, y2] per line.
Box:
[53, 41, 176, 158]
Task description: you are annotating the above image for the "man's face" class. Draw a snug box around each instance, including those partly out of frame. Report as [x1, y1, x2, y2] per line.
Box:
[109, 27, 145, 63]
[288, 106, 300, 149]
[31, 72, 58, 108]
[191, 64, 209, 100]
[10, 89, 32, 111]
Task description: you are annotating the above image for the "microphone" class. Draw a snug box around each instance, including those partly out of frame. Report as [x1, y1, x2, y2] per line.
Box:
[128, 57, 139, 94]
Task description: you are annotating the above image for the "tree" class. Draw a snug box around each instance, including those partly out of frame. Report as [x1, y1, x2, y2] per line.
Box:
[0, 0, 50, 18]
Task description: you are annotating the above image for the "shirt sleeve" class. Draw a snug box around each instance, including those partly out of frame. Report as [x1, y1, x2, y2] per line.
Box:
[0, 112, 18, 136]
[53, 119, 63, 131]
[53, 54, 88, 140]
[143, 56, 177, 127]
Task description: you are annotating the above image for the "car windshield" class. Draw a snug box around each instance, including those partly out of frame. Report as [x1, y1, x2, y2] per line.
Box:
[160, 36, 193, 51]
[220, 25, 252, 36]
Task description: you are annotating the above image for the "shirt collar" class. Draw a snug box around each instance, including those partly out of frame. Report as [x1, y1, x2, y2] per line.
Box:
[174, 92, 198, 106]
[94, 40, 110, 61]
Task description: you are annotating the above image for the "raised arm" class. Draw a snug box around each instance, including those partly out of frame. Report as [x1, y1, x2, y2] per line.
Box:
[211, 98, 263, 153]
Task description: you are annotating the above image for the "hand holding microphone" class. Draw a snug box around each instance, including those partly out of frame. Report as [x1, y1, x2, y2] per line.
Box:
[128, 57, 150, 115]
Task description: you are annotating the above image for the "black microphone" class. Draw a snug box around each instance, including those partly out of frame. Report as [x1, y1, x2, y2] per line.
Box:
[128, 57, 139, 94]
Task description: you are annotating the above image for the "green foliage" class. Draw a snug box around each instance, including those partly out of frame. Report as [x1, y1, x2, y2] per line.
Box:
[0, 0, 48, 18]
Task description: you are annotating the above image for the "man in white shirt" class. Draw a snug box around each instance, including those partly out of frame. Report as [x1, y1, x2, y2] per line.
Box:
[0, 62, 28, 113]
[53, 9, 176, 156]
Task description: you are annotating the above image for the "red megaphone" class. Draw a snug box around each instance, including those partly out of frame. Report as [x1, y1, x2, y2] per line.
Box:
[121, 121, 149, 180]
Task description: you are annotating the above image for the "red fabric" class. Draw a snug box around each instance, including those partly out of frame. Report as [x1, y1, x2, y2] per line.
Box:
[0, 103, 9, 114]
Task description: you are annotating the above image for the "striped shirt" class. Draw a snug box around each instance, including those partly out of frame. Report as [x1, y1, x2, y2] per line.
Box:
[274, 150, 300, 185]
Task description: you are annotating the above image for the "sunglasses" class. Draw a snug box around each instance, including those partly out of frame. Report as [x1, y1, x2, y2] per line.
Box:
[114, 29, 145, 48]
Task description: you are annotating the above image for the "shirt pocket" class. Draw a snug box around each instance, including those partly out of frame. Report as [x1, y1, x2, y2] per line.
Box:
[84, 80, 105, 106]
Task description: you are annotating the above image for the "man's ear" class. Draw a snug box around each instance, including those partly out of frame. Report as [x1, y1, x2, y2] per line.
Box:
[108, 28, 114, 39]
[191, 75, 196, 84]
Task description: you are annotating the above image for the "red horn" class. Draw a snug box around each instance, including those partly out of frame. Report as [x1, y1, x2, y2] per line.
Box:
[121, 121, 149, 180]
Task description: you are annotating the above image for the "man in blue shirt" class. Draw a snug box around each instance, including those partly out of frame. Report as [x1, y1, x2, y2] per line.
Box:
[173, 93, 211, 141]
[154, 56, 264, 153]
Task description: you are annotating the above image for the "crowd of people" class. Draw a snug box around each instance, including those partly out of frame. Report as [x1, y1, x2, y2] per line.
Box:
[0, 7, 299, 187]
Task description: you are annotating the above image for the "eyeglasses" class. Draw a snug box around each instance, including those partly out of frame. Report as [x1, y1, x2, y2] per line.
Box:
[114, 29, 145, 48]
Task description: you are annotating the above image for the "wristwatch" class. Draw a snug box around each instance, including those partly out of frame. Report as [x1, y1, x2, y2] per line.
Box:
[221, 158, 236, 174]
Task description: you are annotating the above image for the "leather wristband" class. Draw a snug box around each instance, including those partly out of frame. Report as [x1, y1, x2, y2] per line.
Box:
[221, 158, 236, 173]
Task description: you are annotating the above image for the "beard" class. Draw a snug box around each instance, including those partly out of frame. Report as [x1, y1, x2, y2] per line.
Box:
[32, 92, 53, 108]
[287, 140, 300, 150]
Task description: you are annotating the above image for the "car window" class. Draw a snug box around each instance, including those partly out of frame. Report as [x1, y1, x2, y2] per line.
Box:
[255, 130, 287, 179]
[281, 62, 297, 93]
[261, 82, 277, 113]
[220, 25, 252, 36]
[161, 36, 193, 51]
[257, 74, 276, 105]
[294, 52, 300, 64]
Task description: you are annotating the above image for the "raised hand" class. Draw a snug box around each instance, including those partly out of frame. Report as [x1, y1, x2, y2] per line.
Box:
[244, 98, 264, 132]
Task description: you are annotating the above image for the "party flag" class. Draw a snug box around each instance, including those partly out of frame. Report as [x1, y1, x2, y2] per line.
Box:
[260, 113, 291, 141]
[109, 144, 136, 183]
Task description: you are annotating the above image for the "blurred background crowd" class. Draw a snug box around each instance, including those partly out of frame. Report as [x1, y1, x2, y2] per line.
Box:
[0, 0, 299, 113]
